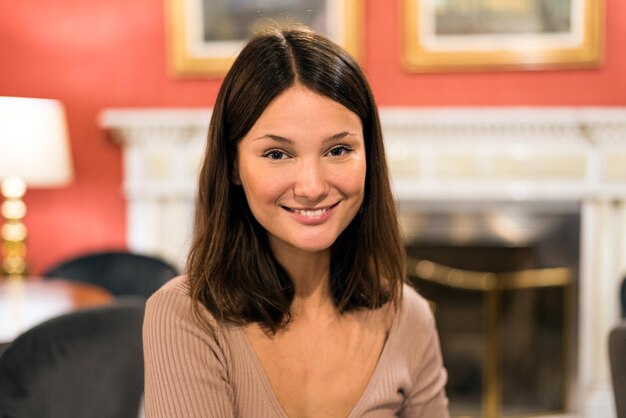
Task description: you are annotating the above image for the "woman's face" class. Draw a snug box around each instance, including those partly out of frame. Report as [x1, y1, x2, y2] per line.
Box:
[235, 85, 366, 259]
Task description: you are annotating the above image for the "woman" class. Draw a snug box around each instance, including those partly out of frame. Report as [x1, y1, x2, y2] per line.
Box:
[143, 26, 449, 418]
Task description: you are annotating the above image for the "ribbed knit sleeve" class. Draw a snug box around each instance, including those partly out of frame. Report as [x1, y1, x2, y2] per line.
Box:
[398, 287, 449, 418]
[143, 277, 235, 418]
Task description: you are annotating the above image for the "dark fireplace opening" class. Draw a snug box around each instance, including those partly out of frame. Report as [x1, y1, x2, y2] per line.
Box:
[399, 203, 580, 417]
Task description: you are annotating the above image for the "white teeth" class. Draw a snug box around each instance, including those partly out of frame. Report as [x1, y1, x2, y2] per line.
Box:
[294, 208, 327, 217]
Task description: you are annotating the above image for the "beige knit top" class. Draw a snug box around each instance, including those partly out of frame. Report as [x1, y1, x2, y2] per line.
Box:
[143, 277, 449, 418]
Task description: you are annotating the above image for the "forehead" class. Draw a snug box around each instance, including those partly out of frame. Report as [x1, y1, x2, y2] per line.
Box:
[247, 85, 363, 137]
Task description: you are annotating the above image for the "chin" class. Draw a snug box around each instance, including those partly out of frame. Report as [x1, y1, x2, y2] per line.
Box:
[285, 236, 337, 254]
[268, 230, 341, 256]
[292, 242, 333, 254]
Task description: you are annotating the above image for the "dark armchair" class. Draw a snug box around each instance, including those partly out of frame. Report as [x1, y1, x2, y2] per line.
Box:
[0, 298, 145, 418]
[42, 250, 179, 298]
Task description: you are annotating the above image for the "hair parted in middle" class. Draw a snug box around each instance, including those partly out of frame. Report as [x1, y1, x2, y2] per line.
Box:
[186, 25, 406, 334]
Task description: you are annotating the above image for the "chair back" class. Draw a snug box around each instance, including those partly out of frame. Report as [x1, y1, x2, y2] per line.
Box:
[43, 250, 179, 298]
[610, 322, 626, 418]
[0, 298, 145, 418]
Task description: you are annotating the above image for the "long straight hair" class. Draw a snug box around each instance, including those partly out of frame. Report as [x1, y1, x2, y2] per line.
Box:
[187, 26, 406, 334]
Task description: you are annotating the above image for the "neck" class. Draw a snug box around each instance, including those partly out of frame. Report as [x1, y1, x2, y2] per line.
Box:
[272, 245, 335, 318]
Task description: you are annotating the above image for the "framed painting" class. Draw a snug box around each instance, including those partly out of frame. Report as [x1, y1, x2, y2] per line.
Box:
[166, 0, 363, 77]
[402, 0, 603, 72]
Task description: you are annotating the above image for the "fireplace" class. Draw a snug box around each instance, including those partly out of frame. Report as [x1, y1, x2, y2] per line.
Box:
[401, 204, 579, 417]
[100, 106, 626, 417]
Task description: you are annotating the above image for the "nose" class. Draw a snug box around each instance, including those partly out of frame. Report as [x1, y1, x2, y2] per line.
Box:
[293, 158, 329, 202]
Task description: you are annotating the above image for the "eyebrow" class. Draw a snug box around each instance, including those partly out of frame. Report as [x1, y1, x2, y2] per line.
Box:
[253, 131, 356, 144]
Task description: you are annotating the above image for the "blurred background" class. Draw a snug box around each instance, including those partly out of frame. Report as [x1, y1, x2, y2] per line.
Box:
[1, 1, 625, 417]
[0, 0, 623, 275]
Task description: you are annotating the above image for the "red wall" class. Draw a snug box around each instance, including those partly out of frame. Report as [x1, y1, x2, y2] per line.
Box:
[0, 0, 624, 274]
[367, 1, 626, 105]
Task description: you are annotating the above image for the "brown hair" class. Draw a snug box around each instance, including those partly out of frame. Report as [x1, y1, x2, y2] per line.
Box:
[187, 26, 405, 333]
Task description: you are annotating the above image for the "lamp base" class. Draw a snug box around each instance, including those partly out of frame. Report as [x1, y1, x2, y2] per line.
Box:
[1, 176, 27, 280]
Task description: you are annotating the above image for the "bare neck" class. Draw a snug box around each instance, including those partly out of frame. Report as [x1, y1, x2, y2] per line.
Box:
[272, 246, 337, 320]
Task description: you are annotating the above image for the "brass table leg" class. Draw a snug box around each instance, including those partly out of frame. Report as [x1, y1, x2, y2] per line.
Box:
[484, 287, 501, 418]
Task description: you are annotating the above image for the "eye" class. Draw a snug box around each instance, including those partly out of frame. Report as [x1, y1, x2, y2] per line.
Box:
[327, 145, 352, 157]
[262, 149, 288, 160]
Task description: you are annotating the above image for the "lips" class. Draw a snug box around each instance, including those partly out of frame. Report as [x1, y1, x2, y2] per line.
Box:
[282, 202, 339, 218]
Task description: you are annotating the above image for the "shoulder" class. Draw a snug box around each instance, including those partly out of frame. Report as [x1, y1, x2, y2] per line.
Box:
[147, 275, 191, 306]
[143, 276, 234, 364]
[150, 274, 191, 298]
[144, 275, 223, 342]
[387, 283, 440, 363]
[145, 276, 194, 323]
[398, 283, 436, 331]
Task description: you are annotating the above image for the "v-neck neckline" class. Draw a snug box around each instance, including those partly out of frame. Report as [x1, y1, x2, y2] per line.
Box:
[234, 301, 402, 418]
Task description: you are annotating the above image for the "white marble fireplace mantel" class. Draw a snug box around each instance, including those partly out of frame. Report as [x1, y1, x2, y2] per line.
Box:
[100, 106, 626, 418]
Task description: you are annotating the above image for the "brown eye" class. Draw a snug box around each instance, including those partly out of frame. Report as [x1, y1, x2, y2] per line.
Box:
[328, 146, 351, 157]
[263, 150, 287, 160]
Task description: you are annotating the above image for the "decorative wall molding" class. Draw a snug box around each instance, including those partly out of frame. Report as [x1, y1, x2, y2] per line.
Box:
[100, 107, 626, 418]
[378, 107, 626, 203]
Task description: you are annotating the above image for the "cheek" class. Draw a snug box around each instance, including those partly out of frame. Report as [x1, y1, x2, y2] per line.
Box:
[328, 166, 366, 213]
[346, 177, 366, 199]
[343, 163, 367, 197]
[239, 168, 286, 207]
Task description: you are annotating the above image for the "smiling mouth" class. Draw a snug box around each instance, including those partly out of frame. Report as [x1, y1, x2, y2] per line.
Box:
[283, 202, 339, 218]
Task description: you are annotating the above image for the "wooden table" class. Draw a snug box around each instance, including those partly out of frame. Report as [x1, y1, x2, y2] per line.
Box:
[0, 278, 113, 345]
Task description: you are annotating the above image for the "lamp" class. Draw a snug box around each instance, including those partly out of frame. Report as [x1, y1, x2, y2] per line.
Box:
[0, 97, 73, 280]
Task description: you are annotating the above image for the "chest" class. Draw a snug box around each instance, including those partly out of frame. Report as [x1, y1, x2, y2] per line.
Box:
[242, 319, 389, 418]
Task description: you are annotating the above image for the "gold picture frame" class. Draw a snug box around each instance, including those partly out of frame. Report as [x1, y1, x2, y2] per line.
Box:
[166, 0, 363, 78]
[402, 0, 603, 72]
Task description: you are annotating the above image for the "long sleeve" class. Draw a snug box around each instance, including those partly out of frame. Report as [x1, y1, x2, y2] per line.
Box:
[400, 330, 449, 416]
[400, 289, 450, 418]
[143, 279, 235, 418]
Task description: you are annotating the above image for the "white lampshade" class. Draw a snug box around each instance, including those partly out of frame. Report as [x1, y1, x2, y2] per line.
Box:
[0, 97, 73, 187]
